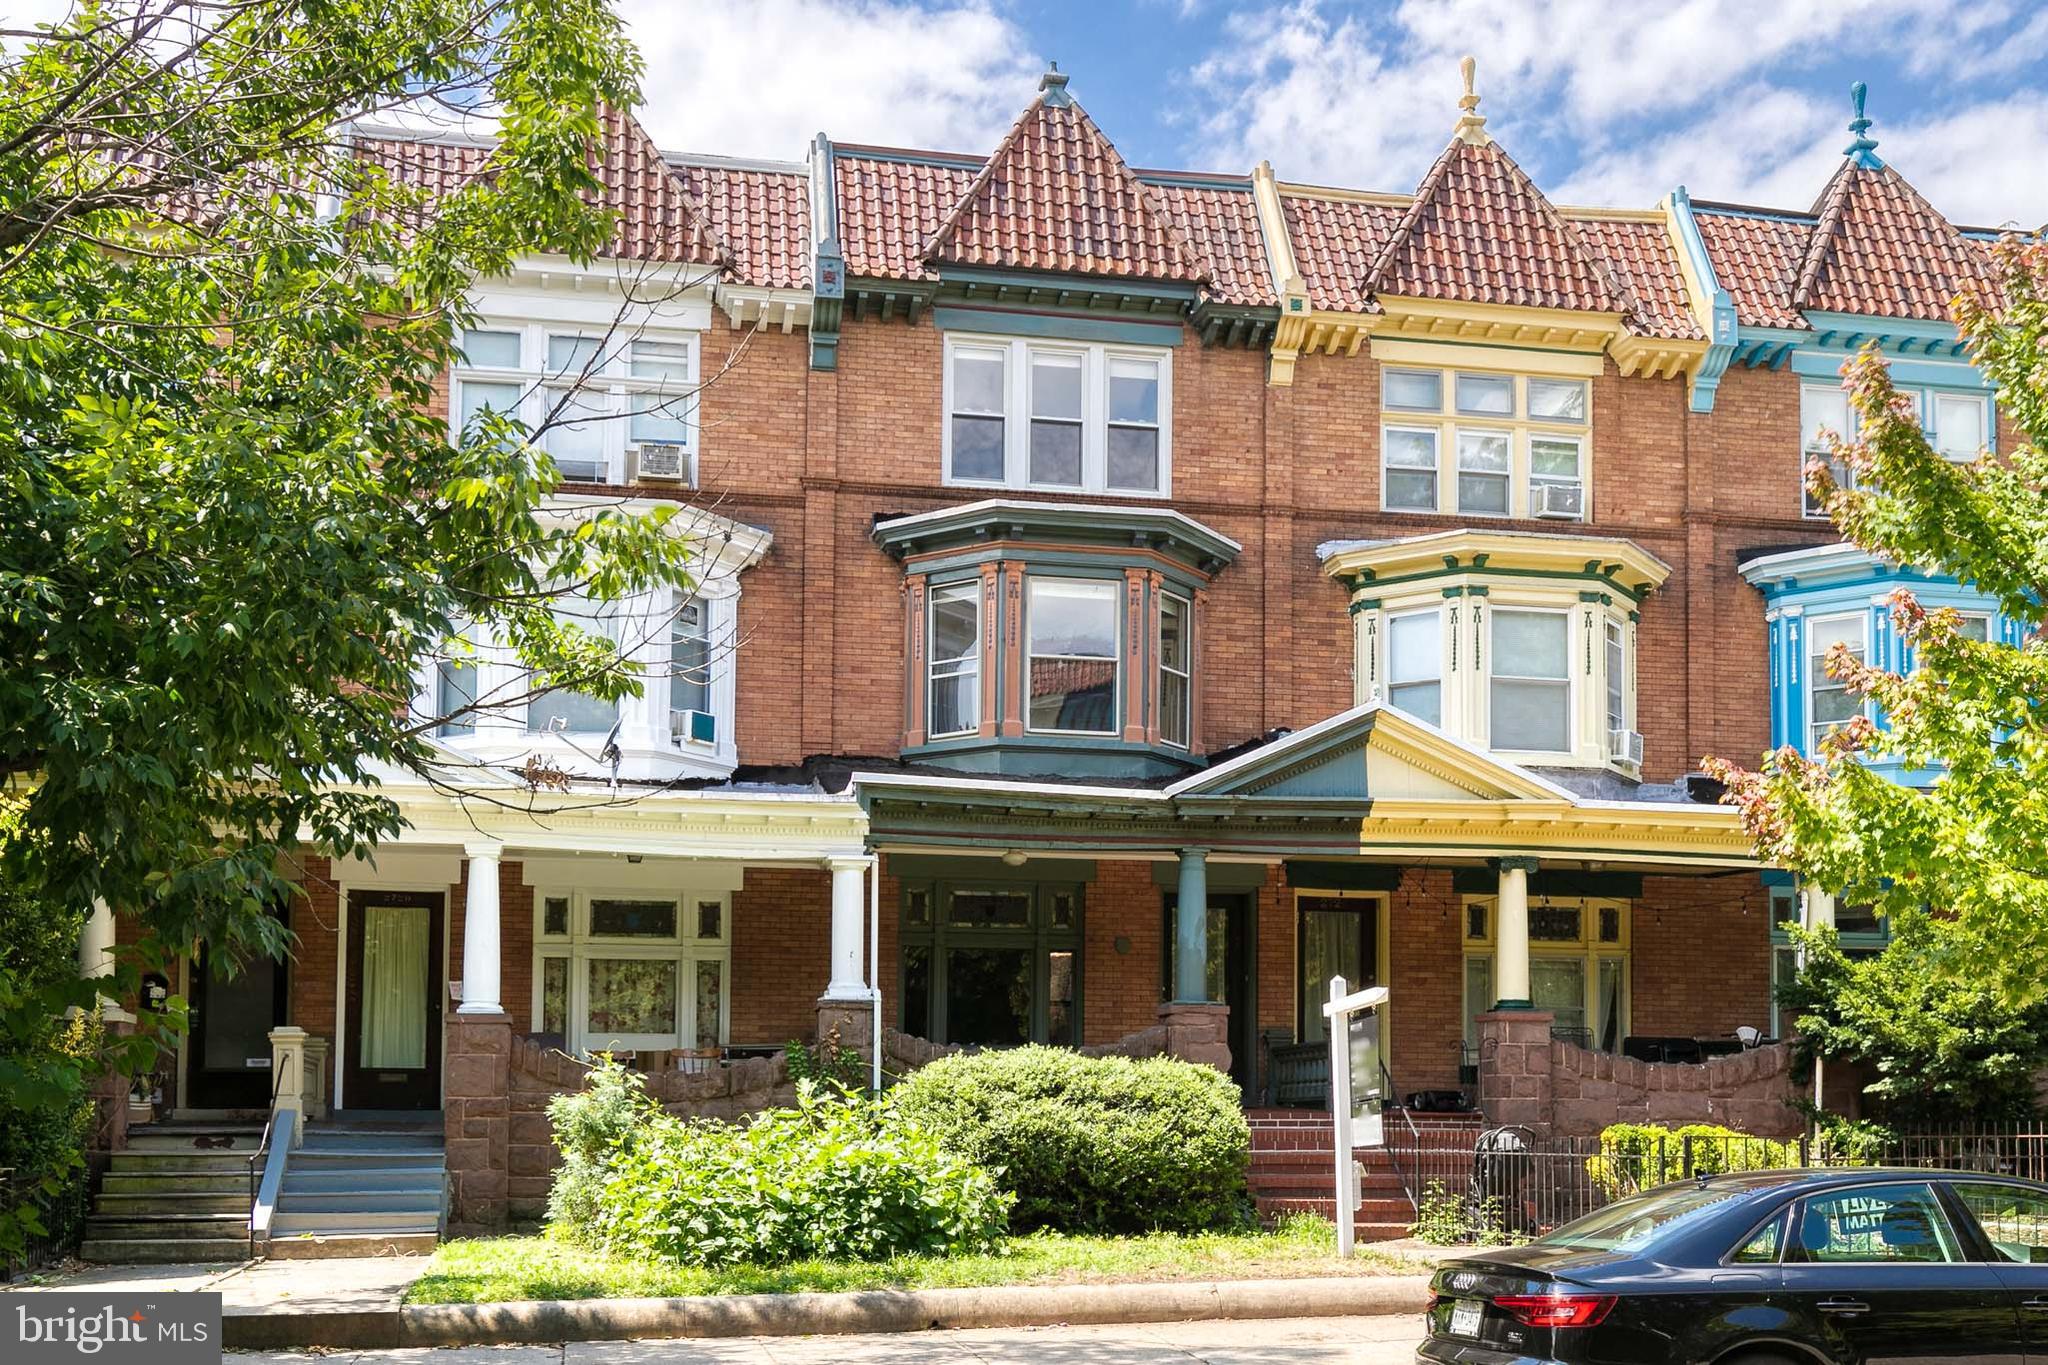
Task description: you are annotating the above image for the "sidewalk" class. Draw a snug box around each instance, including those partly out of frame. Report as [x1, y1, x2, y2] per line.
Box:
[4, 1253, 427, 1316]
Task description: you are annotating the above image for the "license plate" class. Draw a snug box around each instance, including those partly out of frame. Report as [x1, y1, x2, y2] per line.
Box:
[1449, 1300, 1484, 1338]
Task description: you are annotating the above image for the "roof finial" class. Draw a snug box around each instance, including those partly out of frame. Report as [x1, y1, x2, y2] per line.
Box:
[1454, 55, 1490, 146]
[1845, 79, 1882, 169]
[1040, 61, 1073, 108]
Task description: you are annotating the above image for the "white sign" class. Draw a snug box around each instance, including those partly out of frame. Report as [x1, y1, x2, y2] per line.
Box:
[1322, 976, 1389, 1259]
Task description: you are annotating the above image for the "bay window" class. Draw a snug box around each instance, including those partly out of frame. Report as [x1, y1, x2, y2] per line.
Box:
[943, 335, 1171, 496]
[1027, 578, 1120, 735]
[1380, 366, 1590, 519]
[669, 595, 712, 744]
[1490, 609, 1571, 753]
[1386, 609, 1442, 727]
[928, 583, 981, 739]
[534, 890, 729, 1055]
[452, 323, 701, 486]
[1604, 618, 1626, 737]
[529, 593, 626, 735]
[1158, 593, 1191, 749]
[1808, 613, 1866, 749]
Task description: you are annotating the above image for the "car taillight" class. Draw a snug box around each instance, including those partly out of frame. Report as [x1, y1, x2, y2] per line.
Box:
[1492, 1292, 1618, 1328]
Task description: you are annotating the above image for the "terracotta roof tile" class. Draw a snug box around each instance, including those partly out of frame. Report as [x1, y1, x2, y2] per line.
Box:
[1362, 140, 1628, 316]
[1280, 191, 1403, 313]
[1571, 216, 1704, 341]
[588, 104, 723, 266]
[1692, 209, 1809, 329]
[1794, 161, 2000, 321]
[834, 149, 981, 281]
[921, 86, 1206, 285]
[674, 160, 811, 289]
[1149, 180, 1276, 308]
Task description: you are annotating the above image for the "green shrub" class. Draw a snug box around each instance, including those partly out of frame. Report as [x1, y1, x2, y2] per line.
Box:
[591, 1083, 1009, 1266]
[891, 1046, 1250, 1234]
[1592, 1122, 1798, 1197]
[545, 1056, 655, 1236]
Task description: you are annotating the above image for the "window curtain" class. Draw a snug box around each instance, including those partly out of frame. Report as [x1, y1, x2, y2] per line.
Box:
[361, 904, 429, 1068]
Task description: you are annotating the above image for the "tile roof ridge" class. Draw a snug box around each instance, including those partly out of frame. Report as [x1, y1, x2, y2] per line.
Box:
[1792, 158, 1858, 310]
[1793, 158, 1997, 314]
[597, 102, 730, 269]
[920, 85, 1209, 284]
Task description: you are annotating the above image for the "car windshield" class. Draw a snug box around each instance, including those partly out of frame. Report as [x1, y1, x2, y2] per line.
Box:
[1541, 1184, 1754, 1253]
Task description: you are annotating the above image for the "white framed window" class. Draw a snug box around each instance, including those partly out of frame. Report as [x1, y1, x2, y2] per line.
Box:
[1158, 591, 1191, 749]
[1490, 608, 1571, 753]
[1378, 368, 1589, 519]
[1931, 392, 1989, 462]
[1464, 895, 1629, 1051]
[1026, 578, 1120, 735]
[1604, 618, 1626, 736]
[669, 595, 713, 746]
[928, 582, 982, 739]
[452, 324, 701, 487]
[528, 592, 627, 735]
[1956, 612, 1992, 644]
[1801, 385, 1857, 518]
[1386, 609, 1442, 727]
[1807, 613, 1866, 750]
[943, 335, 1172, 496]
[532, 890, 730, 1055]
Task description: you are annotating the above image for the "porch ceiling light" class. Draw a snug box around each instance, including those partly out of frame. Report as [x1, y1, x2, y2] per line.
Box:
[1002, 849, 1028, 867]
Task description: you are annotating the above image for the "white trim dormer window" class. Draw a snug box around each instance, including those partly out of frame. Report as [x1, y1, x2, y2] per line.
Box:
[453, 323, 701, 487]
[944, 335, 1172, 497]
[1803, 384, 1993, 516]
[1381, 367, 1589, 520]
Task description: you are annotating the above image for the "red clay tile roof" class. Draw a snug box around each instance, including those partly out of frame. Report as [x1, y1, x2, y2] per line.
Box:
[1148, 179, 1276, 308]
[1692, 208, 1810, 329]
[1571, 215, 1704, 341]
[1362, 140, 1629, 316]
[1793, 161, 2000, 321]
[834, 148, 981, 281]
[1280, 191, 1404, 313]
[674, 159, 811, 289]
[589, 105, 723, 266]
[921, 91, 1207, 285]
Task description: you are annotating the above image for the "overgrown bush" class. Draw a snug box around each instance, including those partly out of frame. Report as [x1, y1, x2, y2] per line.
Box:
[546, 1056, 655, 1235]
[892, 1046, 1250, 1233]
[1592, 1122, 1797, 1196]
[1410, 1179, 1520, 1247]
[591, 1083, 1009, 1266]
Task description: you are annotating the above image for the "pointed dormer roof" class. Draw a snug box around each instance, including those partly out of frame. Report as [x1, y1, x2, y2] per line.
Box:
[591, 104, 726, 267]
[921, 66, 1207, 285]
[1360, 59, 1630, 316]
[1790, 83, 1998, 322]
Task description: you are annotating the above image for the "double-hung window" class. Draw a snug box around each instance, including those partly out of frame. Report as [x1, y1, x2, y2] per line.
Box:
[1807, 614, 1866, 749]
[928, 583, 982, 739]
[1604, 619, 1626, 737]
[1800, 386, 1857, 517]
[1386, 609, 1443, 727]
[1158, 592, 1191, 748]
[435, 634, 478, 739]
[1027, 578, 1120, 735]
[944, 336, 1171, 495]
[669, 595, 714, 745]
[1490, 609, 1571, 752]
[453, 325, 700, 486]
[528, 592, 627, 735]
[1381, 367, 1589, 518]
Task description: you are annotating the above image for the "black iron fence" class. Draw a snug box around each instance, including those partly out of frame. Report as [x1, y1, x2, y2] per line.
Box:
[1, 1166, 85, 1282]
[1385, 1124, 2048, 1244]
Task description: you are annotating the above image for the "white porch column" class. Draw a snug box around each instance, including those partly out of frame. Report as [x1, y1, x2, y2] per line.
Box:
[459, 843, 503, 1015]
[823, 857, 869, 1001]
[268, 1026, 308, 1146]
[77, 897, 130, 1021]
[1494, 857, 1537, 1009]
[1798, 886, 1837, 947]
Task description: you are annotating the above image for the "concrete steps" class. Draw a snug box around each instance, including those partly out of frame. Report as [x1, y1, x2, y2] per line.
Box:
[267, 1121, 445, 1252]
[80, 1123, 264, 1264]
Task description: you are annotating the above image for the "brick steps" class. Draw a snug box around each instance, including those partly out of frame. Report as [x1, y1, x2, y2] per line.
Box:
[1246, 1109, 1485, 1244]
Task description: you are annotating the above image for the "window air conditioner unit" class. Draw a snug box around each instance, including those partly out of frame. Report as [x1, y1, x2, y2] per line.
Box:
[671, 708, 716, 745]
[1531, 483, 1584, 520]
[635, 442, 690, 482]
[1609, 727, 1644, 767]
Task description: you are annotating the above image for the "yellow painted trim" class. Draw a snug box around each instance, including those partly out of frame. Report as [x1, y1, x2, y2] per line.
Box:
[1610, 332, 1709, 382]
[1370, 335, 1606, 378]
[1374, 296, 1625, 352]
[1658, 192, 1719, 347]
[1254, 161, 1314, 388]
[1274, 181, 1412, 208]
[1363, 706, 1572, 802]
[1361, 799, 1756, 865]
[1320, 527, 1673, 592]
[1554, 205, 1667, 224]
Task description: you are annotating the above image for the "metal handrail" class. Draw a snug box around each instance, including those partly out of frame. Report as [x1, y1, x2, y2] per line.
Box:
[245, 1062, 289, 1260]
[1382, 1062, 1422, 1218]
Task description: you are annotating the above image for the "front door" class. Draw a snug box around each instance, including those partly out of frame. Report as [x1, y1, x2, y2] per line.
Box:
[343, 890, 445, 1110]
[1163, 892, 1255, 1097]
[186, 935, 288, 1110]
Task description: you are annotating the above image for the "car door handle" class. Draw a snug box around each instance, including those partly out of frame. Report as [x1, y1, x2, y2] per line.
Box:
[1818, 1298, 1870, 1316]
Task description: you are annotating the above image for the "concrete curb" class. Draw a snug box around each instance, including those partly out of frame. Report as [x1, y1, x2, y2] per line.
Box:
[221, 1275, 1432, 1350]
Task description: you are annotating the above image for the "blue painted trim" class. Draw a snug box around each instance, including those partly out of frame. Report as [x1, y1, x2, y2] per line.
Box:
[933, 306, 1186, 348]
[1787, 350, 1985, 389]
[1668, 187, 1738, 413]
[1136, 170, 1254, 192]
[1845, 81, 1884, 170]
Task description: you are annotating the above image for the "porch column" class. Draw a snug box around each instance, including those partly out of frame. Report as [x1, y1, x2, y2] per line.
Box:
[823, 857, 868, 1001]
[1494, 857, 1537, 1009]
[77, 897, 129, 1021]
[458, 842, 502, 1014]
[1172, 847, 1210, 1001]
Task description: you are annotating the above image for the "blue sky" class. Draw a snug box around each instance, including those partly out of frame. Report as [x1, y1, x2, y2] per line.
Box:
[614, 0, 2048, 227]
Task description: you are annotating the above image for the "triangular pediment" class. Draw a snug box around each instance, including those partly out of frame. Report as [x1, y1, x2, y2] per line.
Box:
[1167, 704, 1574, 804]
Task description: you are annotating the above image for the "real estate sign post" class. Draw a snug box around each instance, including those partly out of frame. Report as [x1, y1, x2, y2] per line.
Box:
[1324, 978, 1390, 1258]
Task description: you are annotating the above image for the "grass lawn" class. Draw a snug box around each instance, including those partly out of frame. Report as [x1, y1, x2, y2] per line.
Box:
[405, 1216, 1436, 1304]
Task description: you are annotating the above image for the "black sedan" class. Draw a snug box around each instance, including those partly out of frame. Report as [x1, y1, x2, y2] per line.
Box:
[1419, 1167, 2048, 1364]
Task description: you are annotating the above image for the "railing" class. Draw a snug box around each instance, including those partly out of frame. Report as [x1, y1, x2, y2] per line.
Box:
[246, 1062, 291, 1261]
[1382, 1064, 1422, 1218]
[1, 1166, 84, 1283]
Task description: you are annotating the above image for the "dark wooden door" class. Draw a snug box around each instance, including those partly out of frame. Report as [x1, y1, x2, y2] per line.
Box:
[343, 889, 445, 1110]
[186, 937, 288, 1110]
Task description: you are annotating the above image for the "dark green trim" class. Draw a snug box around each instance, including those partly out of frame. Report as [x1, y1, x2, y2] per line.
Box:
[1453, 868, 1644, 898]
[939, 266, 1201, 304]
[890, 854, 1099, 883]
[900, 735, 1201, 781]
[1284, 861, 1403, 892]
[933, 306, 1185, 348]
[1491, 998, 1535, 1010]
[874, 501, 1240, 573]
[1150, 860, 1269, 891]
[1189, 301, 1279, 350]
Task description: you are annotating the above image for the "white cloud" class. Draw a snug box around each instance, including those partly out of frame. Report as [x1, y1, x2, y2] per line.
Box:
[619, 0, 1040, 161]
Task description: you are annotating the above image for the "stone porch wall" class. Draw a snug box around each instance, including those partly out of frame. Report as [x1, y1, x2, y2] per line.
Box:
[1477, 1010, 1803, 1138]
